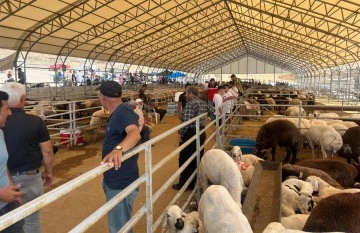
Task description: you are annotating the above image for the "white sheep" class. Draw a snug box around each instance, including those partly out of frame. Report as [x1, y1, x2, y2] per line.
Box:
[281, 214, 309, 231]
[162, 205, 203, 233]
[324, 119, 343, 125]
[235, 161, 254, 187]
[281, 178, 314, 217]
[303, 126, 343, 159]
[199, 149, 243, 207]
[338, 121, 358, 129]
[289, 99, 302, 106]
[240, 154, 263, 167]
[263, 222, 308, 233]
[329, 123, 348, 136]
[308, 119, 327, 127]
[230, 146, 242, 160]
[305, 176, 360, 203]
[199, 185, 252, 233]
[317, 112, 340, 120]
[89, 107, 108, 126]
[285, 106, 306, 117]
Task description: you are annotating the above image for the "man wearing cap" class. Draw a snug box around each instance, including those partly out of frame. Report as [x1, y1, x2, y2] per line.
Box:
[97, 81, 141, 233]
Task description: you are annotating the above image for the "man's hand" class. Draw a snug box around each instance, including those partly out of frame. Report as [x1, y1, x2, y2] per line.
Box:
[0, 184, 23, 204]
[41, 171, 53, 187]
[101, 150, 123, 170]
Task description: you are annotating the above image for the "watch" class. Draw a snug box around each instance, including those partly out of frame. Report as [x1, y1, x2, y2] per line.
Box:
[115, 145, 124, 153]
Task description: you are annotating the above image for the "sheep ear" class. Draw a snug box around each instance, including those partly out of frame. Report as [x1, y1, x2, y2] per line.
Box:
[181, 211, 188, 217]
[161, 211, 168, 230]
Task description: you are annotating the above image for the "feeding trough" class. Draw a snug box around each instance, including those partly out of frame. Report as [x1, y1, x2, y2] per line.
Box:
[230, 138, 256, 154]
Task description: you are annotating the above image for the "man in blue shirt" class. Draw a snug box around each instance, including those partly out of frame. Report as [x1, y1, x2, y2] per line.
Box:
[0, 90, 24, 233]
[98, 81, 141, 233]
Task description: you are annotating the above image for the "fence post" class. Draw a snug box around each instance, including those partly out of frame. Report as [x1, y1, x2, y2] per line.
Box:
[145, 144, 153, 233]
[195, 117, 201, 204]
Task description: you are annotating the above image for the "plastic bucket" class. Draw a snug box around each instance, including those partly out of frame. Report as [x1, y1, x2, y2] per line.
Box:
[60, 129, 83, 145]
[229, 138, 256, 154]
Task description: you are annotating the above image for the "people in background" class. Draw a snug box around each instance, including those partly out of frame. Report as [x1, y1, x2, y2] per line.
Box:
[223, 82, 238, 114]
[205, 78, 218, 120]
[212, 85, 227, 124]
[0, 82, 55, 233]
[5, 72, 14, 83]
[138, 84, 167, 123]
[177, 83, 191, 121]
[17, 68, 26, 84]
[173, 86, 208, 191]
[230, 74, 243, 97]
[0, 90, 24, 233]
[97, 81, 141, 233]
[128, 99, 151, 143]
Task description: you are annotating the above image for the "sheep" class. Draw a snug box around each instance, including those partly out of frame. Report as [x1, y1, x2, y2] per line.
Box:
[284, 106, 306, 117]
[281, 178, 314, 217]
[303, 193, 360, 233]
[234, 161, 254, 187]
[305, 176, 360, 203]
[265, 97, 276, 111]
[338, 120, 358, 129]
[281, 214, 309, 230]
[308, 119, 327, 127]
[337, 126, 360, 164]
[240, 154, 263, 167]
[282, 164, 343, 189]
[256, 119, 302, 164]
[230, 146, 242, 161]
[28, 101, 57, 118]
[198, 185, 253, 233]
[303, 126, 343, 159]
[324, 119, 343, 125]
[298, 159, 359, 188]
[329, 123, 348, 136]
[263, 222, 308, 233]
[289, 99, 302, 106]
[199, 149, 243, 207]
[317, 112, 340, 120]
[162, 205, 203, 233]
[265, 116, 309, 134]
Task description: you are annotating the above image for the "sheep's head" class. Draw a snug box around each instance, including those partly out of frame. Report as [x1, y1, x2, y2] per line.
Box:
[163, 205, 185, 231]
[179, 212, 202, 233]
[230, 146, 242, 161]
[300, 194, 315, 213]
[305, 176, 319, 194]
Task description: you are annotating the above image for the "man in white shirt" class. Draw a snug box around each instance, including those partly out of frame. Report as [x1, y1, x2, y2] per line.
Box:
[212, 85, 226, 123]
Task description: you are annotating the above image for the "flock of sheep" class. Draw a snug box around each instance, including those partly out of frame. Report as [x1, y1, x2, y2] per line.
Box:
[163, 104, 360, 232]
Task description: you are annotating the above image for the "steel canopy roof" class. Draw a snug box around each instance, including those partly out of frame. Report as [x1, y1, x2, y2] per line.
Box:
[0, 0, 359, 75]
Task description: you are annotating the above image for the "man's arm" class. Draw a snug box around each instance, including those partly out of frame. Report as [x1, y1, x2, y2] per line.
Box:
[39, 140, 54, 187]
[102, 124, 141, 170]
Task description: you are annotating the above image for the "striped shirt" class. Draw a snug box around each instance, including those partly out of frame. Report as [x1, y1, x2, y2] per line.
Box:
[180, 98, 208, 136]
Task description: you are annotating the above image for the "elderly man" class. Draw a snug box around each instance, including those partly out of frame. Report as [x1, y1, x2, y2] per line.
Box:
[98, 81, 141, 233]
[173, 86, 208, 190]
[0, 83, 54, 233]
[0, 90, 24, 233]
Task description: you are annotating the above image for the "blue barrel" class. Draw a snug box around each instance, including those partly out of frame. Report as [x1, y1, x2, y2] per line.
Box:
[229, 138, 256, 154]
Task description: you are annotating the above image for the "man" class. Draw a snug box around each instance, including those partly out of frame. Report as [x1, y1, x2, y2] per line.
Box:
[205, 78, 218, 120]
[230, 74, 243, 97]
[172, 86, 208, 190]
[0, 90, 24, 233]
[138, 84, 167, 123]
[0, 83, 54, 233]
[212, 85, 227, 123]
[5, 72, 14, 83]
[177, 83, 191, 120]
[128, 99, 151, 143]
[98, 81, 141, 233]
[223, 82, 237, 114]
[17, 68, 26, 84]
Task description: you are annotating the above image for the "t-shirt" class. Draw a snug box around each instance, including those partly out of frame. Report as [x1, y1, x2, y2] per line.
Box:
[207, 87, 218, 101]
[2, 108, 50, 172]
[213, 93, 223, 116]
[102, 104, 140, 189]
[0, 130, 10, 209]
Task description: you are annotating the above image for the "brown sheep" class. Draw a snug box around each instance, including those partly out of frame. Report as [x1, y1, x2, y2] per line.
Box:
[303, 193, 360, 232]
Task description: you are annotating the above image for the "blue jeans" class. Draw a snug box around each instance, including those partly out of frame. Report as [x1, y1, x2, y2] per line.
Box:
[102, 183, 139, 233]
[12, 173, 43, 233]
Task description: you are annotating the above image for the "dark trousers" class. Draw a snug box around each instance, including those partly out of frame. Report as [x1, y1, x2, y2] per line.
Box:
[0, 202, 24, 233]
[179, 128, 206, 188]
[155, 108, 166, 121]
[140, 125, 150, 143]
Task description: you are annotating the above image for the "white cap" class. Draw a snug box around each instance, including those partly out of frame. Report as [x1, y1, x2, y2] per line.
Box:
[135, 98, 143, 103]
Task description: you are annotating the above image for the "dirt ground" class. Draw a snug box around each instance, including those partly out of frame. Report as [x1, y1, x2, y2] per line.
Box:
[40, 112, 347, 233]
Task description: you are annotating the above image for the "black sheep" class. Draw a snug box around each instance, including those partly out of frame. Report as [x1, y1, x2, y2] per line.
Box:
[255, 119, 302, 164]
[337, 126, 360, 164]
[303, 193, 360, 232]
